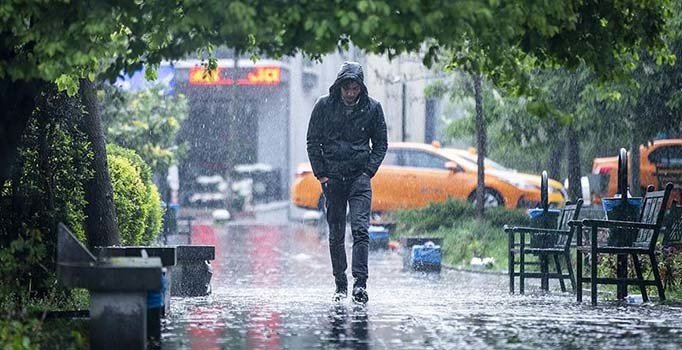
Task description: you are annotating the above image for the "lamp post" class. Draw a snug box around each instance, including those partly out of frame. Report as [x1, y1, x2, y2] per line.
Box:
[381, 72, 445, 143]
[401, 79, 407, 142]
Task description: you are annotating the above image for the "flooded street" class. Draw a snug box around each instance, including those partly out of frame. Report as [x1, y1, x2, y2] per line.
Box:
[162, 209, 682, 349]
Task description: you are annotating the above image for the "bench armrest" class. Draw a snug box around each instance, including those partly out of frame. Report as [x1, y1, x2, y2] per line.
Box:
[505, 227, 570, 235]
[568, 220, 583, 227]
[580, 219, 658, 230]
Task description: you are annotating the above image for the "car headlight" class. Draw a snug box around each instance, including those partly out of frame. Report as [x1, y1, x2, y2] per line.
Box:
[499, 177, 537, 190]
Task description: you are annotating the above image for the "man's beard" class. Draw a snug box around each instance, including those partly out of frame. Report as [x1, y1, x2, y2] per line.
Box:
[343, 96, 359, 106]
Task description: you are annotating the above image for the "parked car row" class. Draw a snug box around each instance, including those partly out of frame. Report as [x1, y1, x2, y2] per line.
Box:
[291, 142, 566, 213]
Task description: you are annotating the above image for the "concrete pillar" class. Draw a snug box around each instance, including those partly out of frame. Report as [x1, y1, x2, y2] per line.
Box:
[90, 292, 148, 350]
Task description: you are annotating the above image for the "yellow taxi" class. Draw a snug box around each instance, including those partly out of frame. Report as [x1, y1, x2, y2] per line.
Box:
[590, 139, 682, 203]
[291, 142, 566, 212]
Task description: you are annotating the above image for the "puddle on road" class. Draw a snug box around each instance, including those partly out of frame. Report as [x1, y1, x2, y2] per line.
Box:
[162, 222, 682, 349]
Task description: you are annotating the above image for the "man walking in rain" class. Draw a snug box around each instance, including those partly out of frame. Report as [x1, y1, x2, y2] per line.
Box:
[306, 61, 388, 304]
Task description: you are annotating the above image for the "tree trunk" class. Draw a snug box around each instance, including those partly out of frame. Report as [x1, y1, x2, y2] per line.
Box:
[2, 84, 34, 248]
[0, 33, 42, 191]
[566, 124, 583, 202]
[473, 72, 486, 220]
[79, 79, 120, 248]
[0, 79, 41, 191]
[547, 125, 564, 182]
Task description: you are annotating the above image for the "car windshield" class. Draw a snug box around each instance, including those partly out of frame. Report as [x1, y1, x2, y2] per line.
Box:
[441, 149, 512, 171]
[483, 158, 511, 171]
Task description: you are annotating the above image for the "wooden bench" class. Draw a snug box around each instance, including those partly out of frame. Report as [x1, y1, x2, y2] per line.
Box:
[505, 200, 583, 294]
[573, 183, 674, 305]
[654, 163, 682, 193]
[661, 201, 682, 289]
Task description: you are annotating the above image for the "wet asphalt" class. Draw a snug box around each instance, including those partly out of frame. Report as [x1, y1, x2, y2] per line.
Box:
[161, 209, 682, 349]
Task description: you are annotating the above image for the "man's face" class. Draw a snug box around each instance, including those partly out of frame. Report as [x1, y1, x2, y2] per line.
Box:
[341, 81, 361, 105]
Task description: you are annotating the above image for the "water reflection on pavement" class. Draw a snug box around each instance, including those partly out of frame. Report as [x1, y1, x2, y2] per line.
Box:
[162, 218, 682, 349]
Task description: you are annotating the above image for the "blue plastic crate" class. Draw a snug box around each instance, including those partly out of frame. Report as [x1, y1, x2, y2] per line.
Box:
[410, 242, 441, 271]
[602, 197, 642, 246]
[147, 268, 168, 309]
[527, 208, 561, 247]
[368, 225, 389, 250]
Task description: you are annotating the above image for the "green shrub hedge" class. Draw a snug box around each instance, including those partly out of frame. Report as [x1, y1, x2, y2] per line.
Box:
[107, 144, 163, 246]
[394, 198, 529, 237]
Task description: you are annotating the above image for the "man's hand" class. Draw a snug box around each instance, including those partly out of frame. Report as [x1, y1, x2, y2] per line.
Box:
[319, 176, 329, 184]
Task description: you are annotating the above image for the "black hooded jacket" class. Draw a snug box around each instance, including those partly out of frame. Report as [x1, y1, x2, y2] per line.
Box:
[306, 62, 388, 180]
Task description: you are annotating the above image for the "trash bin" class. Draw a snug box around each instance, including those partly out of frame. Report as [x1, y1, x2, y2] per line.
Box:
[602, 197, 642, 246]
[147, 267, 168, 342]
[527, 208, 561, 247]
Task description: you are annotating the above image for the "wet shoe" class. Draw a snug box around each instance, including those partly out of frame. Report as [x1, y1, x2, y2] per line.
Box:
[351, 287, 368, 304]
[332, 288, 347, 303]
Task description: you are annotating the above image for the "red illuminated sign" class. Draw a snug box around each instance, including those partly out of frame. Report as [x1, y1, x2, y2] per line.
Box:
[189, 66, 281, 86]
[189, 67, 221, 85]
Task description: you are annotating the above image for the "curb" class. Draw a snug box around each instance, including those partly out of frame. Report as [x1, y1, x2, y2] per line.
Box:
[442, 263, 507, 276]
[253, 200, 289, 212]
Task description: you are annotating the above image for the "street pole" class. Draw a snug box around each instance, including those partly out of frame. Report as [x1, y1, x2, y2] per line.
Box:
[401, 80, 406, 141]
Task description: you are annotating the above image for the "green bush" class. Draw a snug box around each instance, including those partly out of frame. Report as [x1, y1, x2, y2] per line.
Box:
[483, 205, 531, 228]
[394, 198, 529, 237]
[0, 317, 87, 350]
[107, 146, 164, 246]
[0, 87, 92, 300]
[0, 319, 40, 350]
[107, 145, 163, 245]
[393, 198, 476, 235]
[594, 243, 682, 300]
[144, 185, 163, 245]
[109, 154, 147, 245]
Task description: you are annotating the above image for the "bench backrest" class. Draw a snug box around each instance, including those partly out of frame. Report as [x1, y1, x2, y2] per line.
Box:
[633, 183, 674, 247]
[57, 223, 96, 264]
[662, 201, 682, 247]
[554, 199, 583, 248]
[655, 163, 682, 190]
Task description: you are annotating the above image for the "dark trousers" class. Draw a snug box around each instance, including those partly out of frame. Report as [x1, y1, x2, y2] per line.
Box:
[321, 174, 372, 289]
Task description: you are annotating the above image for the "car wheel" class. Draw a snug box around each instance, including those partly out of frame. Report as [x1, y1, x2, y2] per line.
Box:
[468, 188, 504, 208]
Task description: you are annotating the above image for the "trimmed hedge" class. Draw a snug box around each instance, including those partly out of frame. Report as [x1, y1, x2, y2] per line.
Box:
[107, 144, 163, 246]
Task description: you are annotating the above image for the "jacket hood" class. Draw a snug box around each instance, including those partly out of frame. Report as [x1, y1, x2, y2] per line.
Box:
[329, 61, 368, 100]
